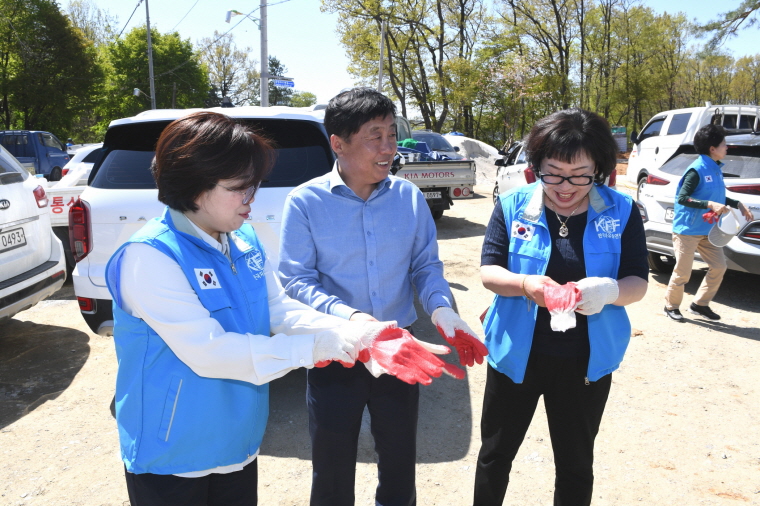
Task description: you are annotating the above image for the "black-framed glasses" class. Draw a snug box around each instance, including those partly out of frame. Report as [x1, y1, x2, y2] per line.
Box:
[538, 173, 594, 186]
[217, 183, 257, 204]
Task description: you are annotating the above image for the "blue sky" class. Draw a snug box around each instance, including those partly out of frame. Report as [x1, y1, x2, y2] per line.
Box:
[91, 0, 758, 104]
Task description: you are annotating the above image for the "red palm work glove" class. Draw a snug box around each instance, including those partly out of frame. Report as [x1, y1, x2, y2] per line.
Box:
[359, 327, 465, 385]
[431, 307, 489, 367]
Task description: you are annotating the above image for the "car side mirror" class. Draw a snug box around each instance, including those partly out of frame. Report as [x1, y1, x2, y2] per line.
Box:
[630, 130, 639, 145]
[453, 146, 460, 152]
[495, 158, 506, 167]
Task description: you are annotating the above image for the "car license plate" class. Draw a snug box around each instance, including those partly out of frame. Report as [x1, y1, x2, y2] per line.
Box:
[0, 227, 26, 253]
[665, 208, 674, 222]
[424, 191, 441, 200]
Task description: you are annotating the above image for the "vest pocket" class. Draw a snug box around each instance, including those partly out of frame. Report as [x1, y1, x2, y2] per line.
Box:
[157, 376, 183, 442]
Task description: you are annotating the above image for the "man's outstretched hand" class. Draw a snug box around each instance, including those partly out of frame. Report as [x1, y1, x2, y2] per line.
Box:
[431, 307, 488, 367]
[360, 327, 465, 385]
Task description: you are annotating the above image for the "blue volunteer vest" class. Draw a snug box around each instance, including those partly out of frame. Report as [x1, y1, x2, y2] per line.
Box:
[105, 207, 271, 475]
[672, 154, 726, 236]
[483, 183, 634, 383]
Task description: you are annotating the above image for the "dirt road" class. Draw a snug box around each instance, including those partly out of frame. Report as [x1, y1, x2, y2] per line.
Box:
[1, 185, 758, 505]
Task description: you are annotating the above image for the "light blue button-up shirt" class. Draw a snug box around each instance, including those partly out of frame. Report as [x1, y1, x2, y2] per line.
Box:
[278, 163, 452, 328]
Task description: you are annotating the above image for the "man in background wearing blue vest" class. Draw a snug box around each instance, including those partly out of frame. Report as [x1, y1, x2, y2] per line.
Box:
[664, 124, 754, 321]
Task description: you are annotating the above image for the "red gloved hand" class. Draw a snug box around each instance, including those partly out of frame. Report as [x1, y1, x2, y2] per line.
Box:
[359, 327, 465, 385]
[544, 282, 581, 312]
[702, 210, 720, 224]
[431, 307, 489, 367]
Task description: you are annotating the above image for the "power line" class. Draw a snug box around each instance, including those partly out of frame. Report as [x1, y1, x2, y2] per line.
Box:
[171, 0, 201, 32]
[155, 0, 292, 80]
[118, 0, 143, 39]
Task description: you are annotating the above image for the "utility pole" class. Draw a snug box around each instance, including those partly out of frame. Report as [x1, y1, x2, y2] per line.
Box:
[145, 0, 156, 109]
[377, 19, 386, 92]
[260, 0, 269, 107]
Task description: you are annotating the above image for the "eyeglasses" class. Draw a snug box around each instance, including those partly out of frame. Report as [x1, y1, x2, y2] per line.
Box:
[538, 173, 594, 186]
[217, 183, 256, 204]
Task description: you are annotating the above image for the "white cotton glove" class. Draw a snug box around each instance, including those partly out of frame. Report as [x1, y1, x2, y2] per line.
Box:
[575, 277, 619, 316]
[313, 321, 397, 367]
[430, 307, 488, 367]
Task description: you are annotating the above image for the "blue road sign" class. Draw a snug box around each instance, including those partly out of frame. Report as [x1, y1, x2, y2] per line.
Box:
[273, 80, 294, 88]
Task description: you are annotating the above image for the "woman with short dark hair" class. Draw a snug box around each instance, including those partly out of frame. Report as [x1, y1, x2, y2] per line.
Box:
[474, 108, 649, 505]
[105, 111, 391, 506]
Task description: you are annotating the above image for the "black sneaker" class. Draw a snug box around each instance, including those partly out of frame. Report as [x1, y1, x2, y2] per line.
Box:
[664, 306, 684, 321]
[689, 303, 720, 320]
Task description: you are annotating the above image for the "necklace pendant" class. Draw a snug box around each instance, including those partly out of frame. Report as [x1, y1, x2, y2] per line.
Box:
[559, 225, 569, 237]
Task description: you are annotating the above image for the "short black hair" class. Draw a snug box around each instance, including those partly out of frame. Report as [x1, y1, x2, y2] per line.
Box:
[525, 108, 618, 184]
[694, 123, 726, 155]
[324, 87, 396, 140]
[152, 111, 274, 212]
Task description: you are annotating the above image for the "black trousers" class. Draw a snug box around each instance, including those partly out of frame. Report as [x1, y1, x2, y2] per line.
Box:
[124, 458, 257, 506]
[307, 360, 419, 506]
[473, 353, 611, 506]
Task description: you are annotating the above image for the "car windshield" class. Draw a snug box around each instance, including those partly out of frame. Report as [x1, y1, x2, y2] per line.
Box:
[660, 151, 760, 179]
[411, 132, 456, 152]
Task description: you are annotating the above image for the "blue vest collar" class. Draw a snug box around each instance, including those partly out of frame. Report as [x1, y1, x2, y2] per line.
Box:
[522, 184, 612, 224]
[163, 207, 259, 262]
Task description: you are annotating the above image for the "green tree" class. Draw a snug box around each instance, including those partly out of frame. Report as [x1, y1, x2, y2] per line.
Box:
[98, 26, 208, 133]
[289, 91, 317, 107]
[66, 0, 118, 48]
[267, 56, 292, 105]
[198, 31, 258, 107]
[700, 0, 760, 49]
[0, 0, 100, 135]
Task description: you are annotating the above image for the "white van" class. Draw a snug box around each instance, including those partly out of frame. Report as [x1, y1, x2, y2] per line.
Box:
[626, 103, 759, 187]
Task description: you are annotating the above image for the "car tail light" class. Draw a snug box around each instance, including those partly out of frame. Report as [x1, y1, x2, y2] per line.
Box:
[77, 297, 95, 312]
[646, 174, 669, 185]
[69, 198, 92, 262]
[33, 185, 48, 208]
[461, 187, 471, 197]
[741, 224, 760, 243]
[453, 187, 462, 197]
[608, 170, 617, 187]
[727, 184, 760, 196]
[62, 168, 69, 176]
[524, 166, 536, 184]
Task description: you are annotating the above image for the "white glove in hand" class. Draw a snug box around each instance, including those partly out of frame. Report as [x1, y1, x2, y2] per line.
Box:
[313, 321, 397, 367]
[575, 277, 619, 316]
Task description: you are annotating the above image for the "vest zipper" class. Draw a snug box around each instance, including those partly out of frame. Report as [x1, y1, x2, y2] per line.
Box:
[230, 262, 237, 274]
[584, 377, 590, 385]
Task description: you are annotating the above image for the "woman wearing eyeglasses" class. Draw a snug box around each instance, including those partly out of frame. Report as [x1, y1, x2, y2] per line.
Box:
[104, 111, 393, 506]
[474, 109, 649, 506]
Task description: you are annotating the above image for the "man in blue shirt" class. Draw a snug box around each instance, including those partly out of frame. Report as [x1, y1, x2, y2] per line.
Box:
[279, 87, 486, 506]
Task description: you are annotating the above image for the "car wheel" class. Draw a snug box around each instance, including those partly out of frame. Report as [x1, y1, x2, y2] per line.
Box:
[431, 209, 444, 220]
[636, 175, 647, 200]
[647, 252, 675, 273]
[49, 167, 62, 182]
[493, 184, 499, 205]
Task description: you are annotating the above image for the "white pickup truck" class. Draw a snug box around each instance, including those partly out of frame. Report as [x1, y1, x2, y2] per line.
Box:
[393, 117, 476, 219]
[394, 158, 476, 219]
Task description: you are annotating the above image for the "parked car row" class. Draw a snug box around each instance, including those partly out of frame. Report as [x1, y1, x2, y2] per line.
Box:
[0, 143, 67, 321]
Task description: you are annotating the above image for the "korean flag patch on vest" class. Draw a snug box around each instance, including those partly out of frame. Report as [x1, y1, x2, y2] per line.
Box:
[511, 220, 535, 241]
[704, 175, 713, 183]
[194, 268, 221, 289]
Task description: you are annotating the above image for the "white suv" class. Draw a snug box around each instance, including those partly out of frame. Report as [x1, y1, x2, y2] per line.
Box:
[71, 107, 334, 335]
[0, 146, 66, 321]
